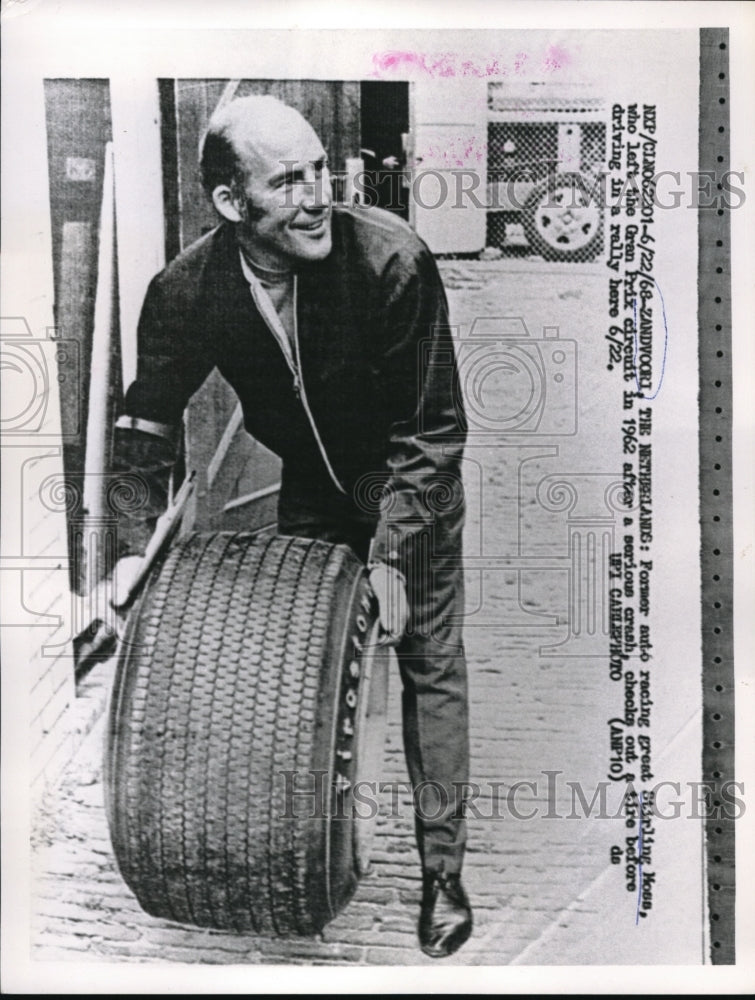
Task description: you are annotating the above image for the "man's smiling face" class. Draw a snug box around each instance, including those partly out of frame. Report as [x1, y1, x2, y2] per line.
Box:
[229, 105, 333, 269]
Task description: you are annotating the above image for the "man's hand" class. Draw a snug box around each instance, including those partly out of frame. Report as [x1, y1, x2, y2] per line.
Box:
[104, 556, 144, 638]
[111, 555, 145, 609]
[368, 562, 408, 646]
[84, 555, 143, 644]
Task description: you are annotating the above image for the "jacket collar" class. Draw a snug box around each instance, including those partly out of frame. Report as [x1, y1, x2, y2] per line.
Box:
[200, 220, 345, 354]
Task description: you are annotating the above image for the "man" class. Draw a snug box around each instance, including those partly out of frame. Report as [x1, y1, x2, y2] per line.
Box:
[112, 95, 471, 958]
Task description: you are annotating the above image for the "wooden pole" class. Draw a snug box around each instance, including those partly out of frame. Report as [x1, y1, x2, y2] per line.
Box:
[82, 141, 116, 590]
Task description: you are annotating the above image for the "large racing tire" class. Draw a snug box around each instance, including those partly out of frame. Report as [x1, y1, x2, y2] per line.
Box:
[104, 532, 390, 936]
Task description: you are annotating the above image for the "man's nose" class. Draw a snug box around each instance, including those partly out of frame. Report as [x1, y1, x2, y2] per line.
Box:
[299, 169, 332, 210]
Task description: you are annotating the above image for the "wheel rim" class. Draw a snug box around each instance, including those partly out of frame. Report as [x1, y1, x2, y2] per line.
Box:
[352, 622, 390, 876]
[533, 185, 601, 251]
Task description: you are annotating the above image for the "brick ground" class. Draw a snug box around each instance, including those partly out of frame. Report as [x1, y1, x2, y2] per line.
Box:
[30, 258, 695, 967]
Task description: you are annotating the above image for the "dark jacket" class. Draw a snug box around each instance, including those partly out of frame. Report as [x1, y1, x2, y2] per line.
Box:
[114, 204, 467, 565]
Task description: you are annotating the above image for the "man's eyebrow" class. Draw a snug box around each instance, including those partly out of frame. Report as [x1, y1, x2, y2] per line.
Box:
[269, 155, 328, 185]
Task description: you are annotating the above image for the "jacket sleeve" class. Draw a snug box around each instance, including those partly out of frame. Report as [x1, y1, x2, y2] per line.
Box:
[369, 242, 467, 569]
[111, 273, 214, 558]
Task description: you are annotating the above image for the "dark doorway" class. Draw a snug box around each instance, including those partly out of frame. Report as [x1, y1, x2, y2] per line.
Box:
[359, 81, 410, 219]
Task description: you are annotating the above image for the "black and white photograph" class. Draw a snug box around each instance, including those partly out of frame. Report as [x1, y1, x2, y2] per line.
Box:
[1, 1, 753, 992]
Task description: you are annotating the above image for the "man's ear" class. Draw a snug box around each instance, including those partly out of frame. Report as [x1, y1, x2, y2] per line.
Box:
[211, 184, 244, 223]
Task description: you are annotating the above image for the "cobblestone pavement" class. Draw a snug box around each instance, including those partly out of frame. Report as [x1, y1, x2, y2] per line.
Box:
[30, 257, 642, 968]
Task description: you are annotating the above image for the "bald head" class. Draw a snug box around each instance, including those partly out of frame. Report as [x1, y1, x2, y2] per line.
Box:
[199, 95, 323, 196]
[199, 95, 333, 267]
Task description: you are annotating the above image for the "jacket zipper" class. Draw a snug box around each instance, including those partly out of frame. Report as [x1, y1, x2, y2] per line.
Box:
[240, 253, 346, 495]
[291, 276, 347, 495]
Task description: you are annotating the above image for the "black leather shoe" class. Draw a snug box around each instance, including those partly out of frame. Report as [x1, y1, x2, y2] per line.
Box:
[418, 871, 473, 958]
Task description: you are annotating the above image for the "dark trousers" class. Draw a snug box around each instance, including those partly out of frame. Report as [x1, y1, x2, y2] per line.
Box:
[278, 483, 470, 875]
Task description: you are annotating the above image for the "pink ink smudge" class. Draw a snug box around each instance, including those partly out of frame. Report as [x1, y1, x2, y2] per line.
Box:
[421, 135, 489, 168]
[371, 51, 430, 76]
[543, 44, 570, 72]
[370, 48, 570, 79]
[370, 51, 520, 79]
[513, 51, 528, 75]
